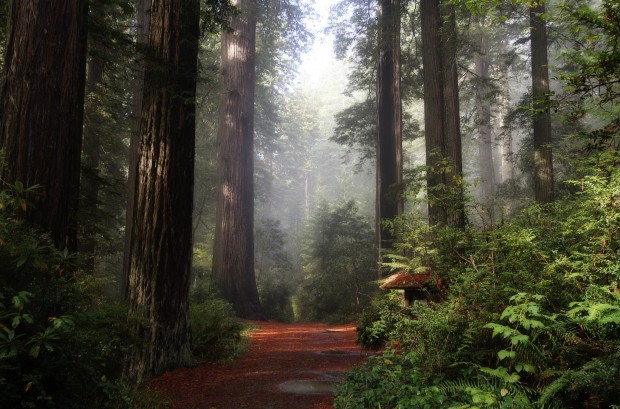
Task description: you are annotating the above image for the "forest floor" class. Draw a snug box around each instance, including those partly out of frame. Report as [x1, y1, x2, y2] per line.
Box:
[149, 321, 365, 409]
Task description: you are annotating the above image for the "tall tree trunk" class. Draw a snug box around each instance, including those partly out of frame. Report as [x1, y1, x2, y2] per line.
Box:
[530, 2, 553, 203]
[498, 46, 514, 184]
[0, 0, 88, 250]
[123, 0, 151, 299]
[213, 0, 264, 319]
[376, 0, 402, 276]
[420, 0, 464, 227]
[474, 23, 494, 224]
[440, 3, 464, 228]
[124, 0, 199, 385]
[421, 0, 444, 225]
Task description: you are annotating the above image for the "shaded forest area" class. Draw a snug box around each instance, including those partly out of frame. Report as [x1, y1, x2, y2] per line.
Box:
[0, 0, 619, 407]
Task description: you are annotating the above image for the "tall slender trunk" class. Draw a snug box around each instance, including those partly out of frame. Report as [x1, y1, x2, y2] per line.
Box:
[440, 3, 464, 228]
[213, 0, 264, 320]
[530, 2, 554, 203]
[124, 0, 199, 385]
[474, 23, 494, 224]
[0, 0, 88, 250]
[376, 0, 402, 276]
[498, 46, 514, 184]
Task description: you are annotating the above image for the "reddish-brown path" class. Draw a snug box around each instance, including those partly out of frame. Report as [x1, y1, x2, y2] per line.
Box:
[149, 321, 364, 409]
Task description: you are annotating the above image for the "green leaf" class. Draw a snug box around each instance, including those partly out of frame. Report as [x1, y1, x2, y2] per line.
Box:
[511, 334, 529, 345]
[498, 349, 515, 360]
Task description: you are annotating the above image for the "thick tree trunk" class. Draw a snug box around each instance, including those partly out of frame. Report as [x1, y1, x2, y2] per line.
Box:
[376, 0, 402, 276]
[213, 0, 264, 320]
[530, 2, 554, 203]
[124, 0, 199, 385]
[123, 0, 151, 299]
[420, 0, 464, 227]
[421, 0, 444, 225]
[0, 0, 88, 250]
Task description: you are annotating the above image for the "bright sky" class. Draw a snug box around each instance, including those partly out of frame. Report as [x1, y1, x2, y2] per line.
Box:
[297, 0, 340, 87]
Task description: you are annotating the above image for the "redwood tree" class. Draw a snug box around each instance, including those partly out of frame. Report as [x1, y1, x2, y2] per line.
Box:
[212, 0, 264, 319]
[0, 0, 88, 250]
[124, 0, 200, 385]
[530, 1, 554, 203]
[420, 0, 464, 227]
[474, 22, 495, 222]
[376, 0, 403, 272]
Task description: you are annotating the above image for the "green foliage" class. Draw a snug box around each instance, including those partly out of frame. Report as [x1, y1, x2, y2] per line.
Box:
[255, 218, 296, 322]
[334, 349, 449, 409]
[190, 284, 246, 361]
[0, 289, 136, 408]
[0, 183, 143, 408]
[294, 200, 377, 323]
[356, 293, 402, 351]
[336, 166, 620, 408]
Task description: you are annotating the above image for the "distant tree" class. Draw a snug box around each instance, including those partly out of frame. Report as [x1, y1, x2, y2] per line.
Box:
[80, 3, 105, 272]
[473, 19, 495, 223]
[255, 218, 295, 321]
[530, 1, 554, 203]
[212, 0, 265, 319]
[0, 0, 88, 250]
[124, 0, 200, 385]
[296, 200, 375, 322]
[80, 0, 134, 274]
[420, 0, 464, 227]
[376, 0, 403, 271]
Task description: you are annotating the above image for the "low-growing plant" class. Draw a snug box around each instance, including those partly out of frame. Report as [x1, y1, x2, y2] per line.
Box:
[0, 182, 144, 408]
[190, 283, 247, 361]
[337, 168, 620, 408]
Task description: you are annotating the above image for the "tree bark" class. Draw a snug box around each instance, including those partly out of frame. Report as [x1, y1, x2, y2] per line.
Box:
[530, 2, 554, 203]
[213, 0, 265, 319]
[498, 42, 514, 184]
[123, 0, 151, 299]
[0, 0, 88, 250]
[376, 0, 402, 276]
[420, 0, 464, 227]
[124, 0, 199, 385]
[474, 23, 494, 224]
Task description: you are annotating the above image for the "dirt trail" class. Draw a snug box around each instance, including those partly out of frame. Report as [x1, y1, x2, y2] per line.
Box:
[149, 321, 364, 409]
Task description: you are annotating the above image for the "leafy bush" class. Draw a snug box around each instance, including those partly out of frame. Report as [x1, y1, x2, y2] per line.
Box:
[0, 289, 137, 408]
[0, 183, 142, 408]
[335, 349, 449, 409]
[190, 284, 246, 361]
[336, 169, 620, 408]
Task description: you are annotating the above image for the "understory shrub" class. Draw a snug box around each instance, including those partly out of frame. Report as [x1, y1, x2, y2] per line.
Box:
[0, 183, 141, 408]
[336, 170, 620, 408]
[190, 283, 246, 361]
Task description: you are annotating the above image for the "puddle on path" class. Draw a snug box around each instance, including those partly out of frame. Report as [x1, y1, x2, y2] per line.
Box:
[278, 380, 335, 395]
